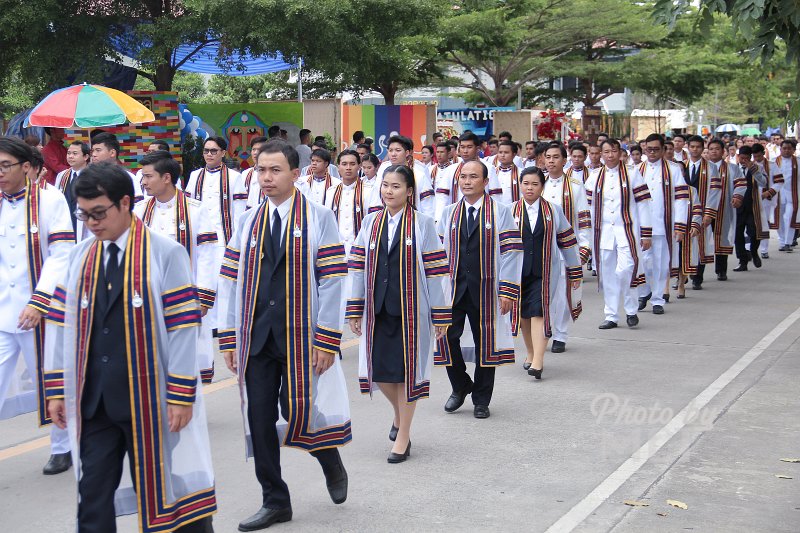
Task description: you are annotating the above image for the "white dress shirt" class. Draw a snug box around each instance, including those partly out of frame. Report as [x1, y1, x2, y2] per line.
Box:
[543, 173, 566, 208]
[386, 209, 403, 244]
[600, 166, 627, 250]
[268, 197, 292, 241]
[463, 195, 484, 226]
[103, 228, 130, 269]
[525, 198, 540, 232]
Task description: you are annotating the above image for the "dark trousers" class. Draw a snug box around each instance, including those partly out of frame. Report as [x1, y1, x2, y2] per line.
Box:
[735, 209, 759, 263]
[445, 291, 496, 406]
[246, 335, 341, 510]
[78, 405, 212, 533]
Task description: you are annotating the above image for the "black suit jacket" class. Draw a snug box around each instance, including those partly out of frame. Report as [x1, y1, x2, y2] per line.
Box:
[82, 251, 131, 422]
[373, 216, 402, 316]
[521, 204, 544, 278]
[250, 224, 288, 358]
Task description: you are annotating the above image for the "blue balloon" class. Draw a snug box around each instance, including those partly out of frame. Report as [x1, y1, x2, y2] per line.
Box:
[195, 127, 208, 140]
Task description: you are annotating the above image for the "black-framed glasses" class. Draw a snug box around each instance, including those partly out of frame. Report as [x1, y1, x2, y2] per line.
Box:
[644, 147, 662, 153]
[203, 148, 221, 155]
[75, 203, 117, 221]
[0, 161, 23, 174]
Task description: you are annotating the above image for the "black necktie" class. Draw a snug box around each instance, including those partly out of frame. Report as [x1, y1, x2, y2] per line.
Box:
[691, 164, 699, 184]
[271, 209, 282, 259]
[467, 206, 476, 234]
[106, 242, 120, 294]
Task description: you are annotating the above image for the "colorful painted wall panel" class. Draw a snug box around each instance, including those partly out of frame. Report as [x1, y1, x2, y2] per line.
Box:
[436, 107, 514, 141]
[342, 104, 434, 160]
[185, 102, 304, 168]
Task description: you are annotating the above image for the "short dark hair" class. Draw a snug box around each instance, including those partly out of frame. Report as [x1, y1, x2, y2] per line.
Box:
[74, 161, 135, 211]
[488, 138, 499, 147]
[665, 140, 675, 148]
[597, 132, 609, 139]
[352, 130, 365, 143]
[299, 129, 311, 140]
[569, 143, 588, 157]
[92, 132, 121, 156]
[336, 149, 360, 165]
[311, 148, 332, 164]
[545, 141, 567, 158]
[738, 145, 753, 156]
[0, 135, 35, 163]
[534, 142, 550, 157]
[687, 135, 705, 146]
[629, 144, 642, 155]
[644, 133, 665, 146]
[459, 132, 481, 145]
[250, 136, 268, 148]
[781, 139, 797, 149]
[140, 151, 181, 185]
[421, 145, 433, 154]
[356, 143, 371, 152]
[70, 140, 91, 156]
[751, 143, 765, 154]
[707, 138, 725, 150]
[362, 153, 380, 167]
[462, 159, 488, 179]
[204, 136, 227, 151]
[525, 140, 536, 147]
[498, 140, 518, 154]
[149, 140, 170, 152]
[388, 134, 413, 152]
[29, 148, 44, 172]
[267, 125, 281, 138]
[600, 139, 621, 151]
[312, 139, 328, 149]
[520, 166, 547, 184]
[498, 131, 512, 140]
[673, 134, 687, 142]
[259, 139, 300, 170]
[432, 132, 444, 141]
[383, 164, 416, 195]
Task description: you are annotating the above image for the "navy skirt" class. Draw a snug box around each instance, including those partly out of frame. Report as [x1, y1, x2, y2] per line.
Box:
[520, 275, 543, 319]
[371, 308, 405, 383]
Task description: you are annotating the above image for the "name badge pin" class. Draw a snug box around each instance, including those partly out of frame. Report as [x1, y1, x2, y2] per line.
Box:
[223, 194, 228, 200]
[179, 222, 186, 231]
[30, 224, 38, 234]
[132, 292, 143, 308]
[293, 227, 302, 238]
[250, 238, 257, 248]
[355, 206, 361, 213]
[369, 241, 376, 250]
[406, 238, 413, 246]
[485, 222, 492, 230]
[81, 294, 89, 309]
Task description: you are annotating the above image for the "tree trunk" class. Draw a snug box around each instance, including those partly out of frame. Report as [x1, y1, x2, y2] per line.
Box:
[377, 83, 399, 105]
[580, 77, 597, 108]
[154, 63, 176, 91]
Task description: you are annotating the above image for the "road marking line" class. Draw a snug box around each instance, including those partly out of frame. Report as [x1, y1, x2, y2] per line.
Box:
[545, 304, 800, 533]
[0, 337, 361, 462]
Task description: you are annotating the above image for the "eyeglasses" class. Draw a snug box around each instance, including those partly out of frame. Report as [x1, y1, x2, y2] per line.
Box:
[75, 203, 117, 221]
[0, 162, 23, 174]
[203, 148, 221, 155]
[644, 147, 662, 153]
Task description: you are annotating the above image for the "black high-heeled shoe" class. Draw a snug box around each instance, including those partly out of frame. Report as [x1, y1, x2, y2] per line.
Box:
[387, 441, 411, 463]
[528, 367, 543, 380]
[523, 361, 532, 371]
[389, 424, 398, 442]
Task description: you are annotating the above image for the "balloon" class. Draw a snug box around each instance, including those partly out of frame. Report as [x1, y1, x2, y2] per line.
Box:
[189, 118, 200, 131]
[195, 127, 208, 140]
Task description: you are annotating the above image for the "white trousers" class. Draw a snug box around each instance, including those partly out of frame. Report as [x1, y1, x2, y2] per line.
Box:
[551, 259, 570, 342]
[0, 331, 70, 454]
[600, 245, 639, 322]
[758, 239, 769, 254]
[638, 235, 670, 306]
[779, 197, 795, 246]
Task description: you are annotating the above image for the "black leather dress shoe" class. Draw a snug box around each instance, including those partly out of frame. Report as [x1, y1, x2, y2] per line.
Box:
[732, 264, 747, 272]
[387, 442, 411, 464]
[717, 273, 728, 280]
[322, 461, 348, 504]
[527, 367, 543, 380]
[637, 292, 651, 311]
[43, 452, 72, 475]
[761, 252, 769, 259]
[652, 305, 664, 315]
[389, 424, 398, 442]
[551, 340, 566, 353]
[598, 320, 617, 330]
[752, 254, 762, 268]
[238, 506, 292, 531]
[444, 384, 473, 413]
[626, 314, 639, 328]
[473, 405, 490, 419]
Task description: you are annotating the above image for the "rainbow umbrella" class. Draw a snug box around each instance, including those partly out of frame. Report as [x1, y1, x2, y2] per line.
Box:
[24, 83, 155, 128]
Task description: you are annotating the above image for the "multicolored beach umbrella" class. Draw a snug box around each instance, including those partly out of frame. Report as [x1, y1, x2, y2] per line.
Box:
[24, 83, 155, 128]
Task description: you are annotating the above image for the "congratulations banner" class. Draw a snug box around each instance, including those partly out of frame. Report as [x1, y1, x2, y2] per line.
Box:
[436, 107, 514, 140]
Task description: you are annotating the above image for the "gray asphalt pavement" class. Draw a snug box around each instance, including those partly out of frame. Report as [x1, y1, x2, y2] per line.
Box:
[1, 237, 798, 532]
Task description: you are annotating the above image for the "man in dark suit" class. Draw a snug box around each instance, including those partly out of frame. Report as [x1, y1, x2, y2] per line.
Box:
[733, 145, 766, 271]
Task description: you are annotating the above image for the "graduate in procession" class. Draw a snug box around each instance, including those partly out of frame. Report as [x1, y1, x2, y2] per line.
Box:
[731, 145, 768, 271]
[346, 164, 450, 462]
[90, 132, 145, 203]
[566, 143, 589, 184]
[685, 136, 722, 290]
[0, 137, 74, 475]
[324, 149, 368, 250]
[636, 134, 690, 314]
[585, 139, 653, 329]
[296, 148, 341, 205]
[243, 136, 268, 208]
[511, 167, 583, 379]
[775, 139, 799, 251]
[431, 141, 457, 222]
[436, 160, 522, 419]
[134, 151, 221, 383]
[217, 140, 350, 531]
[55, 140, 89, 234]
[704, 136, 748, 280]
[751, 143, 784, 259]
[494, 140, 525, 204]
[672, 134, 689, 166]
[540, 142, 591, 352]
[360, 153, 381, 203]
[369, 135, 435, 218]
[45, 162, 216, 532]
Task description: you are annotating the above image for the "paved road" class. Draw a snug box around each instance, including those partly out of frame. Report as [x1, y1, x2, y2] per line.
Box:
[1, 238, 798, 532]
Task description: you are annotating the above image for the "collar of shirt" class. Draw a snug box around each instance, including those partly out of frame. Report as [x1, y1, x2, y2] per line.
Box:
[341, 181, 357, 191]
[205, 166, 222, 173]
[710, 160, 722, 169]
[525, 198, 540, 211]
[548, 172, 564, 182]
[387, 209, 403, 226]
[606, 165, 620, 173]
[103, 228, 130, 265]
[155, 196, 176, 209]
[268, 197, 292, 222]
[464, 196, 484, 212]
[2, 188, 26, 202]
[498, 165, 514, 172]
[312, 174, 328, 182]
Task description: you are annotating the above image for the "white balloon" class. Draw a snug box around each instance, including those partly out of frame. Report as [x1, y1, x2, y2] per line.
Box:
[189, 117, 200, 131]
